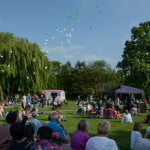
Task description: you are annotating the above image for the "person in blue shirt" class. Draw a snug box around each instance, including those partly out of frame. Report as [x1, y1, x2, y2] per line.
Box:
[47, 112, 67, 143]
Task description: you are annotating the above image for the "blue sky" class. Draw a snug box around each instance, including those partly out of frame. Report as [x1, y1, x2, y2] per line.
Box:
[0, 0, 150, 68]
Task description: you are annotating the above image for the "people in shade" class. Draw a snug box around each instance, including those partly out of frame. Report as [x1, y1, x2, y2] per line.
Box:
[71, 119, 90, 150]
[0, 111, 17, 150]
[86, 120, 119, 150]
[8, 122, 33, 150]
[31, 126, 63, 150]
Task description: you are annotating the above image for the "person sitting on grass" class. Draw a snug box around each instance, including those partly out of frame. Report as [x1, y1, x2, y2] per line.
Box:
[47, 111, 69, 143]
[121, 110, 132, 123]
[8, 122, 33, 150]
[130, 122, 143, 150]
[105, 104, 116, 119]
[85, 120, 119, 150]
[26, 110, 42, 137]
[71, 119, 90, 150]
[31, 126, 63, 150]
[132, 132, 150, 150]
[0, 111, 17, 150]
[130, 103, 138, 116]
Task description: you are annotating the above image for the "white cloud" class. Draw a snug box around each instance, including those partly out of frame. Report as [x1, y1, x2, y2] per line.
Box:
[42, 44, 84, 54]
[80, 55, 101, 62]
[129, 21, 139, 29]
[79, 54, 115, 64]
[62, 55, 74, 59]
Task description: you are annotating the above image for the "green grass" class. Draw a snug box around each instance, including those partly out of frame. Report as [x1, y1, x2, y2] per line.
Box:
[0, 101, 149, 150]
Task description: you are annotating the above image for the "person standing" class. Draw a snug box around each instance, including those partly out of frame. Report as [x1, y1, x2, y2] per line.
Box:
[22, 94, 27, 109]
[114, 96, 121, 114]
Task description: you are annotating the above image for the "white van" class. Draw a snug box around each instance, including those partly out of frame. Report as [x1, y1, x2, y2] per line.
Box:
[41, 90, 66, 103]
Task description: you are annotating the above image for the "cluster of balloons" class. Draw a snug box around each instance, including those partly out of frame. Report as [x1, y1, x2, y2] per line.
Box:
[42, 0, 102, 60]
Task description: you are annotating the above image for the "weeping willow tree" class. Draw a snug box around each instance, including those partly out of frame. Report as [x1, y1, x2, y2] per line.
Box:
[0, 32, 51, 97]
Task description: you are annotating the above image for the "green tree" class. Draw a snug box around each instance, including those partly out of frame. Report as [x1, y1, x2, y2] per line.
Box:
[56, 61, 73, 98]
[0, 32, 50, 97]
[117, 21, 150, 94]
[71, 61, 90, 98]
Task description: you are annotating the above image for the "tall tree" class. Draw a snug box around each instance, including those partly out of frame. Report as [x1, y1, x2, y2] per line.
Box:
[117, 21, 150, 94]
[0, 32, 50, 97]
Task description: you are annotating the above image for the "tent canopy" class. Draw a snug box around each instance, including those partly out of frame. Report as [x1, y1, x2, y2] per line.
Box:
[103, 85, 144, 95]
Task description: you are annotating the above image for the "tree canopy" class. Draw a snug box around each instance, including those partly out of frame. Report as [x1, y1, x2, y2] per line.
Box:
[0, 32, 120, 100]
[0, 32, 51, 96]
[117, 21, 150, 94]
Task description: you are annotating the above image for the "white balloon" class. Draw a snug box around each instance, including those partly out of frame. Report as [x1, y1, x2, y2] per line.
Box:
[67, 39, 71, 44]
[52, 36, 55, 40]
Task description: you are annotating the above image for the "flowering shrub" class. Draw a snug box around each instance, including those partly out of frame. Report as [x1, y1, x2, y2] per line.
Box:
[52, 132, 61, 145]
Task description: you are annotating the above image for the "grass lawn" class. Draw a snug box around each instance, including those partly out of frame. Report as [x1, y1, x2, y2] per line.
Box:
[0, 100, 149, 150]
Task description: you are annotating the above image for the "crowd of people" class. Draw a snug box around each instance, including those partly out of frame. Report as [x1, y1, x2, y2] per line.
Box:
[0, 93, 150, 150]
[76, 94, 148, 123]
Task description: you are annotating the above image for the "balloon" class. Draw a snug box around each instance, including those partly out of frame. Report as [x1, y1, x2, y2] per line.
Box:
[89, 26, 93, 30]
[89, 4, 94, 7]
[45, 32, 48, 35]
[52, 36, 55, 40]
[67, 22, 71, 25]
[67, 39, 71, 44]
[76, 18, 80, 22]
[65, 33, 72, 38]
[67, 16, 74, 19]
[98, 9, 102, 13]
[71, 28, 74, 31]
